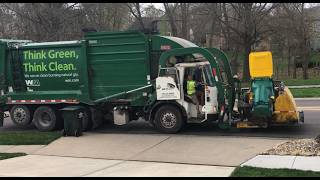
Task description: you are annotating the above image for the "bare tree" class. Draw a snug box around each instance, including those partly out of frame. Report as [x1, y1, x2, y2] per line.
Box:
[180, 3, 190, 39]
[214, 3, 278, 81]
[1, 3, 84, 41]
[163, 3, 179, 36]
[127, 3, 145, 30]
[282, 3, 312, 79]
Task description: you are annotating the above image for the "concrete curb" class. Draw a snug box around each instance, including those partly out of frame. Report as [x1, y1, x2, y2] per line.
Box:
[288, 85, 320, 89]
[295, 98, 320, 100]
[241, 155, 320, 172]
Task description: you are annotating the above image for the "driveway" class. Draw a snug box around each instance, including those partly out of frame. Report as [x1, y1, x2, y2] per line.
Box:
[0, 133, 286, 176]
[32, 133, 285, 167]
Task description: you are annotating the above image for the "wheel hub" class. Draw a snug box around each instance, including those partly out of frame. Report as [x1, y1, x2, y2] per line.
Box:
[13, 108, 26, 123]
[161, 112, 177, 128]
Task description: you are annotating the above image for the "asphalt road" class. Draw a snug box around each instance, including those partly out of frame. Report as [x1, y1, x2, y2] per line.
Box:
[1, 99, 319, 139]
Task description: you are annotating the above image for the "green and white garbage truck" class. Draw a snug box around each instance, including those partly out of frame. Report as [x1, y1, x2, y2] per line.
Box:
[0, 31, 303, 133]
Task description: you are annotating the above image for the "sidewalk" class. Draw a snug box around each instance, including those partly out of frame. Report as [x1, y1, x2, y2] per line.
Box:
[0, 154, 235, 177]
[241, 155, 320, 172]
[31, 133, 285, 166]
[0, 133, 286, 177]
[0, 145, 45, 154]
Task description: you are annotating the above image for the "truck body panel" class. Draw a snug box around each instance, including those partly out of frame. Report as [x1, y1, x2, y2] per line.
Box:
[85, 31, 151, 105]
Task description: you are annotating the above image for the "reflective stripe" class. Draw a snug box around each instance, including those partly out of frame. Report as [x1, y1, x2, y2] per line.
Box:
[7, 99, 79, 104]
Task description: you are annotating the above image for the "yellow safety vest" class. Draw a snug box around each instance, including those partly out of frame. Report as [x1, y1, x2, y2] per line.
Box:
[187, 80, 196, 95]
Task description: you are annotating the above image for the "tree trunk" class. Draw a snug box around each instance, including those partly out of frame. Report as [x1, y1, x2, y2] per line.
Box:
[231, 55, 239, 74]
[287, 47, 291, 77]
[302, 51, 309, 79]
[242, 44, 251, 81]
[230, 46, 240, 74]
[180, 3, 188, 40]
[293, 56, 297, 79]
[164, 3, 178, 37]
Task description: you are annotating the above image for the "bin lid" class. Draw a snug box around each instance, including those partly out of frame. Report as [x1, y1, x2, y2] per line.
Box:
[249, 51, 273, 78]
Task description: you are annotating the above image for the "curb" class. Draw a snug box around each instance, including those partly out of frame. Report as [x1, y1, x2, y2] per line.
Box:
[295, 98, 320, 100]
[241, 155, 320, 172]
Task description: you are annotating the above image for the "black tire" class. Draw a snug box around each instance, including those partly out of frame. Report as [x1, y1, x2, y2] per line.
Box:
[81, 107, 92, 132]
[33, 106, 60, 131]
[154, 105, 184, 134]
[10, 105, 33, 127]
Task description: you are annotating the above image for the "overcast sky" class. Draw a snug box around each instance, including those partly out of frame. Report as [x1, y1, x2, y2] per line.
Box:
[142, 3, 320, 10]
[142, 3, 164, 10]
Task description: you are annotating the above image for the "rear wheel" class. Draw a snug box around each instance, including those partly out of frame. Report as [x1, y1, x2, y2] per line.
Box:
[10, 105, 33, 127]
[34, 106, 60, 131]
[154, 105, 184, 133]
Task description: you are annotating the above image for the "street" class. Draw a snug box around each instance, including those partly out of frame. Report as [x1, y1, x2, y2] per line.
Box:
[96, 99, 320, 139]
[0, 98, 318, 177]
[1, 99, 319, 139]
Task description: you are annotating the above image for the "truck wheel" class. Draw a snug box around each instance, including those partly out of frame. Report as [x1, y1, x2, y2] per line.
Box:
[81, 107, 92, 132]
[10, 105, 32, 127]
[34, 106, 59, 131]
[154, 105, 184, 133]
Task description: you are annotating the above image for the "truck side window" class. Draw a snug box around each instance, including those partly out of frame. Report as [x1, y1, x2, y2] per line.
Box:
[159, 68, 179, 85]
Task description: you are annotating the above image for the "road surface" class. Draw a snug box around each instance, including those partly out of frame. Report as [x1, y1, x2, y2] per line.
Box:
[0, 99, 319, 139]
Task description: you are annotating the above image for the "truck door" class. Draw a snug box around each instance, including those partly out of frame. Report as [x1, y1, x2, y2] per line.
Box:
[201, 64, 218, 115]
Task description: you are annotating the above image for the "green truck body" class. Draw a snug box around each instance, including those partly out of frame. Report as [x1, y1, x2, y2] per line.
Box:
[0, 30, 303, 133]
[0, 31, 198, 107]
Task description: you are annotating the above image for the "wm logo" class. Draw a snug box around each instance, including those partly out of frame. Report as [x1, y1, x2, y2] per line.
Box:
[25, 79, 40, 86]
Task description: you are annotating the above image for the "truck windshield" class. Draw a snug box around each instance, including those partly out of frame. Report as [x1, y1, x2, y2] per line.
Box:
[204, 64, 215, 87]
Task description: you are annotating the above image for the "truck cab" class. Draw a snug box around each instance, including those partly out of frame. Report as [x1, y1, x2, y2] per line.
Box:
[156, 61, 218, 121]
[147, 45, 230, 133]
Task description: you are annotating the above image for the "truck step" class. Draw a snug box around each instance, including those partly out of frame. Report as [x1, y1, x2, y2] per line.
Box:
[236, 121, 268, 129]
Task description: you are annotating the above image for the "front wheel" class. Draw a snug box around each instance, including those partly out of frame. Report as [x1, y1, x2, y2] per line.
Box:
[154, 105, 184, 134]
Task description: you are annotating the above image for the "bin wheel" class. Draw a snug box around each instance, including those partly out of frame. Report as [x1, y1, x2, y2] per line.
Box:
[10, 105, 33, 127]
[75, 130, 80, 137]
[81, 107, 92, 132]
[62, 129, 67, 136]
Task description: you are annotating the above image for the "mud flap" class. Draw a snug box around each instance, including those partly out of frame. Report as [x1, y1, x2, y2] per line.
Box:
[299, 111, 304, 123]
[218, 105, 231, 130]
[0, 109, 4, 127]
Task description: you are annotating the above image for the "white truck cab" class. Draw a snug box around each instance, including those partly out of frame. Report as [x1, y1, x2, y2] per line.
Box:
[156, 61, 219, 124]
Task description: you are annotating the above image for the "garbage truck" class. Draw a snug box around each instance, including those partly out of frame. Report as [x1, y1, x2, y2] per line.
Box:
[0, 31, 304, 133]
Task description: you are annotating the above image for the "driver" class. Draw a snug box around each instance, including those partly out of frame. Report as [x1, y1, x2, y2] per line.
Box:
[187, 75, 200, 114]
[194, 66, 204, 106]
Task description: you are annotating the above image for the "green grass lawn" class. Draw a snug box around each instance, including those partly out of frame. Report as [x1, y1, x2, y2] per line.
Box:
[0, 131, 61, 145]
[231, 166, 320, 177]
[240, 78, 320, 88]
[290, 88, 320, 98]
[282, 78, 320, 86]
[0, 153, 26, 160]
